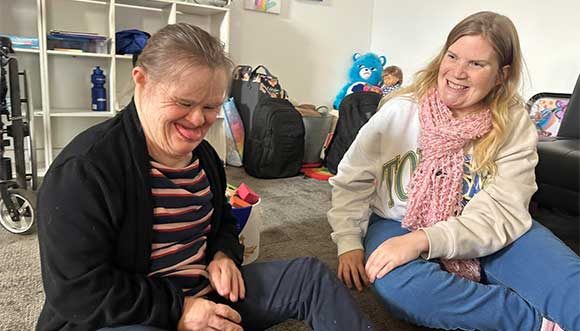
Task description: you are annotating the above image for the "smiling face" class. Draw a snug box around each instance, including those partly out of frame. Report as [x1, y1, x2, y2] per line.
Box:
[382, 73, 400, 87]
[135, 65, 228, 167]
[437, 35, 503, 117]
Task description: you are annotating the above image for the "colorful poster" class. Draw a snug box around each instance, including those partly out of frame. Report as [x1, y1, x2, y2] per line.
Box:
[243, 0, 281, 14]
[529, 97, 569, 137]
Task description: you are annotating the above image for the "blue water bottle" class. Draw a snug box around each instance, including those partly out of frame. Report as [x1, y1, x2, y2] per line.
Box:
[91, 66, 107, 111]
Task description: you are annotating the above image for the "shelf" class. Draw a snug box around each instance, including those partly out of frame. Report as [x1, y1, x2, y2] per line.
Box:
[4, 0, 231, 167]
[47, 50, 112, 58]
[115, 0, 173, 11]
[69, 0, 108, 5]
[175, 2, 229, 15]
[114, 0, 228, 15]
[115, 54, 134, 60]
[49, 111, 117, 118]
[37, 168, 47, 178]
[35, 110, 117, 118]
[14, 48, 40, 54]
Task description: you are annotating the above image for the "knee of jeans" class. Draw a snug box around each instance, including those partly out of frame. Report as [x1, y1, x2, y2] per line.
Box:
[295, 256, 326, 273]
[370, 261, 433, 321]
[294, 257, 335, 283]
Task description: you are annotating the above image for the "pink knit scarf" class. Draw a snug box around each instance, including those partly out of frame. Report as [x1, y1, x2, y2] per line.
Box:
[402, 88, 492, 282]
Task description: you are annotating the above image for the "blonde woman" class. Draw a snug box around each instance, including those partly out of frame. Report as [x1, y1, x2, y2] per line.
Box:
[328, 11, 579, 331]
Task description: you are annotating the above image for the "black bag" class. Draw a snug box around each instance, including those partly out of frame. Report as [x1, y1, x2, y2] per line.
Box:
[230, 65, 285, 138]
[324, 92, 382, 174]
[244, 97, 305, 179]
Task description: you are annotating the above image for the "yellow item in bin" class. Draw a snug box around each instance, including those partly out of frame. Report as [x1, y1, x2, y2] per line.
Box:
[226, 184, 237, 200]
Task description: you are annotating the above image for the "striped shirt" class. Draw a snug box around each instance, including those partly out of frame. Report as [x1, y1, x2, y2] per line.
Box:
[148, 158, 214, 297]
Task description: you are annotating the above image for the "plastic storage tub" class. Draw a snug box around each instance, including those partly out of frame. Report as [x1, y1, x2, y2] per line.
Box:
[47, 34, 108, 54]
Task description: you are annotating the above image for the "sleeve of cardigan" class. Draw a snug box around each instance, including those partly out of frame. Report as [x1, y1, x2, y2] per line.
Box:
[37, 157, 184, 329]
[206, 148, 245, 266]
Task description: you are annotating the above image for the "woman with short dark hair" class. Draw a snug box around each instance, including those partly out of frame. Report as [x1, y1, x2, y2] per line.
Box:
[37, 23, 374, 331]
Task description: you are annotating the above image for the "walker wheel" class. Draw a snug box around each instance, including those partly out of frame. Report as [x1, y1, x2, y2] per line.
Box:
[0, 188, 36, 234]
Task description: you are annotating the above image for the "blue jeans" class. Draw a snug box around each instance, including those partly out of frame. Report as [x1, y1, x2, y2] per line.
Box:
[364, 215, 580, 331]
[98, 257, 374, 331]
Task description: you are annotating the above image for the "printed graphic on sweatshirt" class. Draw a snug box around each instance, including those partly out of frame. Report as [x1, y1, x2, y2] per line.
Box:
[382, 150, 419, 208]
[461, 154, 487, 206]
[382, 151, 485, 209]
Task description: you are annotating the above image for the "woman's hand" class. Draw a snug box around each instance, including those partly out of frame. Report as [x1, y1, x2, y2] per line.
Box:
[208, 252, 245, 302]
[177, 297, 242, 331]
[338, 249, 370, 291]
[365, 230, 429, 283]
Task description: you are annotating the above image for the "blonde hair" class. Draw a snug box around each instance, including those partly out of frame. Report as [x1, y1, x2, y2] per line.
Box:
[381, 11, 524, 174]
[136, 23, 233, 84]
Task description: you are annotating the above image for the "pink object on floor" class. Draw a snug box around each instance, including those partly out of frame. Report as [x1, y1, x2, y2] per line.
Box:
[236, 183, 259, 204]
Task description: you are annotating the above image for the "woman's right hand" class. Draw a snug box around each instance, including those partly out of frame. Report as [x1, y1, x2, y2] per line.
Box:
[338, 249, 370, 291]
[177, 297, 242, 331]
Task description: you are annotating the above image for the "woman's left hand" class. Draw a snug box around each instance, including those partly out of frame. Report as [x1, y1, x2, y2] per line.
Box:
[208, 252, 246, 302]
[365, 230, 429, 283]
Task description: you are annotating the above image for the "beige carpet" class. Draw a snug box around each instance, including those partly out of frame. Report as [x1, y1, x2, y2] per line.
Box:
[0, 166, 427, 331]
[0, 231, 44, 331]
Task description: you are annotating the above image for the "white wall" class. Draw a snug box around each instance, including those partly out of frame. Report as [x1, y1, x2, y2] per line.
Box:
[370, 0, 580, 100]
[228, 0, 374, 107]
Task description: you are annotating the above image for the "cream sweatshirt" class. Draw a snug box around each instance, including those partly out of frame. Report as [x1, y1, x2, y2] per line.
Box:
[328, 96, 539, 259]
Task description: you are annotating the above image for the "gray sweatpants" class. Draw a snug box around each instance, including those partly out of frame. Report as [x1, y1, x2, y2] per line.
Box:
[99, 257, 375, 331]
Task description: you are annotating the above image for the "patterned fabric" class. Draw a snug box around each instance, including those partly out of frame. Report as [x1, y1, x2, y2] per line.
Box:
[402, 88, 492, 282]
[232, 65, 286, 98]
[381, 82, 401, 95]
[148, 158, 214, 297]
[461, 155, 486, 207]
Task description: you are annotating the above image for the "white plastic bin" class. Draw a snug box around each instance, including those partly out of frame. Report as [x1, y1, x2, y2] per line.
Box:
[232, 199, 262, 265]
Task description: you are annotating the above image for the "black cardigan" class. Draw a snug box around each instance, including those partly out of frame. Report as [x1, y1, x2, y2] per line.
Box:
[36, 102, 244, 331]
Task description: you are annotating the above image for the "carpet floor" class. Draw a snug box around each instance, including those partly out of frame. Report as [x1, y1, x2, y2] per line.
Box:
[0, 166, 576, 331]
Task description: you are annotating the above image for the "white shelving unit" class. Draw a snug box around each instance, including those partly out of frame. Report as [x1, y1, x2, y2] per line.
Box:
[1, 0, 46, 175]
[2, 0, 229, 174]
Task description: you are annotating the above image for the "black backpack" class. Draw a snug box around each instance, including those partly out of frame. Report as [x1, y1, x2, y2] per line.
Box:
[324, 92, 382, 174]
[244, 97, 305, 178]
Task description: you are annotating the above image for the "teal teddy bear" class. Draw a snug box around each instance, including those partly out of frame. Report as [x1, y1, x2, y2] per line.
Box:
[333, 52, 387, 109]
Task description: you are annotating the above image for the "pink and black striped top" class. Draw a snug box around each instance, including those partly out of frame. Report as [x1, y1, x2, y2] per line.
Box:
[148, 158, 214, 297]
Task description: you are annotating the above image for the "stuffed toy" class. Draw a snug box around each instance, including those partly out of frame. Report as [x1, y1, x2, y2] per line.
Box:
[381, 65, 403, 95]
[333, 52, 387, 109]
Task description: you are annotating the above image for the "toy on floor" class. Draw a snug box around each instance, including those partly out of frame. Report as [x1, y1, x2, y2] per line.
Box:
[237, 183, 260, 204]
[226, 182, 262, 264]
[226, 182, 260, 207]
[230, 195, 251, 208]
[381, 65, 403, 95]
[333, 52, 387, 109]
[300, 165, 333, 181]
